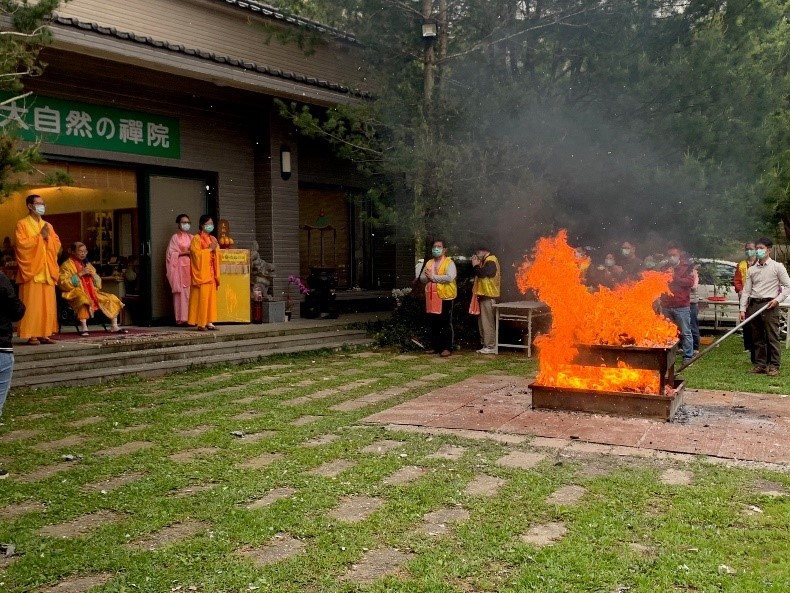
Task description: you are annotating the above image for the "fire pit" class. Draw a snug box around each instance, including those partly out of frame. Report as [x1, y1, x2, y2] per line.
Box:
[530, 342, 686, 421]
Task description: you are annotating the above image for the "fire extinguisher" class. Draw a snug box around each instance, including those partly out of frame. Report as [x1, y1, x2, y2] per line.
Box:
[251, 285, 263, 324]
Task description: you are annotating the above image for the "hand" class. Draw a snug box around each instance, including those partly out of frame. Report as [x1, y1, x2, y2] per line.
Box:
[80, 269, 92, 277]
[471, 255, 480, 266]
[739, 311, 746, 322]
[767, 299, 778, 309]
[424, 270, 434, 281]
[210, 240, 218, 251]
[40, 224, 49, 240]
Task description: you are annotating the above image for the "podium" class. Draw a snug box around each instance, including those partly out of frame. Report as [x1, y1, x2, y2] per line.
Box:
[216, 249, 251, 323]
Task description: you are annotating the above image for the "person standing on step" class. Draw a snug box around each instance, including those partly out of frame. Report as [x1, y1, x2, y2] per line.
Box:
[188, 215, 221, 331]
[470, 245, 500, 354]
[166, 213, 194, 326]
[0, 270, 26, 478]
[14, 194, 61, 345]
[420, 239, 457, 357]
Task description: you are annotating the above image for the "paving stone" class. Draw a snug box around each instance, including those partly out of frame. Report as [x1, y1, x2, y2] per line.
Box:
[382, 465, 427, 486]
[239, 533, 306, 566]
[114, 424, 151, 433]
[179, 407, 211, 418]
[169, 447, 221, 463]
[231, 410, 267, 421]
[0, 429, 42, 443]
[393, 354, 418, 360]
[33, 435, 88, 452]
[39, 510, 125, 539]
[291, 415, 323, 426]
[307, 388, 342, 400]
[383, 372, 405, 378]
[343, 547, 413, 584]
[419, 507, 470, 536]
[237, 452, 285, 469]
[308, 459, 356, 478]
[361, 440, 405, 454]
[660, 468, 693, 486]
[82, 472, 146, 493]
[169, 483, 218, 498]
[495, 451, 545, 470]
[17, 462, 78, 483]
[98, 441, 155, 457]
[174, 425, 214, 437]
[235, 431, 277, 443]
[426, 444, 467, 461]
[350, 352, 381, 358]
[0, 500, 46, 519]
[126, 520, 208, 550]
[15, 412, 51, 422]
[530, 436, 570, 449]
[403, 380, 430, 389]
[329, 398, 370, 412]
[246, 487, 297, 509]
[521, 522, 567, 547]
[423, 373, 449, 381]
[233, 396, 262, 405]
[65, 416, 105, 428]
[281, 396, 313, 407]
[567, 441, 613, 455]
[37, 573, 113, 593]
[0, 553, 18, 569]
[341, 368, 364, 375]
[182, 391, 216, 401]
[292, 379, 317, 387]
[328, 495, 385, 522]
[464, 475, 505, 497]
[302, 434, 339, 447]
[367, 360, 391, 368]
[546, 485, 587, 506]
[628, 542, 653, 556]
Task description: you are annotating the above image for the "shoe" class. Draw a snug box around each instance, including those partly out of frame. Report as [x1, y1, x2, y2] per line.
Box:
[0, 469, 8, 479]
[766, 367, 779, 377]
[26, 338, 40, 345]
[750, 366, 767, 374]
[39, 337, 56, 344]
[206, 324, 218, 331]
[196, 326, 207, 331]
[110, 328, 129, 334]
[79, 331, 90, 337]
[476, 347, 496, 354]
[440, 350, 452, 357]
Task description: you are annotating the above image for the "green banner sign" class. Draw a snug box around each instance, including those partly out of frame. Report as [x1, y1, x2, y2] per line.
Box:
[0, 92, 180, 159]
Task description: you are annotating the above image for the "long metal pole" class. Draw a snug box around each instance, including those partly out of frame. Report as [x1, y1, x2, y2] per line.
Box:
[676, 301, 773, 373]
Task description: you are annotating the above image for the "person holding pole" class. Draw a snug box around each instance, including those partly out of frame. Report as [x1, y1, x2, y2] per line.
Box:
[738, 237, 790, 377]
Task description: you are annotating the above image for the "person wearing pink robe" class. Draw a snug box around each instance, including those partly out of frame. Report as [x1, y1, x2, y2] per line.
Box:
[166, 214, 193, 325]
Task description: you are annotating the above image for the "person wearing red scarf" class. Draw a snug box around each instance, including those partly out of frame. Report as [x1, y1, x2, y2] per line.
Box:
[58, 242, 126, 336]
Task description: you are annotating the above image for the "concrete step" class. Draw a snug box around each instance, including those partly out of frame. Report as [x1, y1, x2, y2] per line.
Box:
[12, 329, 368, 377]
[11, 335, 374, 389]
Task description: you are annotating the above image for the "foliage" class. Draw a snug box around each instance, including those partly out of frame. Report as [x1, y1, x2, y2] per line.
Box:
[272, 0, 789, 262]
[0, 0, 64, 198]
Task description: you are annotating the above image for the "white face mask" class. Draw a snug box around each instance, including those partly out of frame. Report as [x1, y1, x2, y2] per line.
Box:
[180, 223, 191, 232]
[34, 204, 46, 215]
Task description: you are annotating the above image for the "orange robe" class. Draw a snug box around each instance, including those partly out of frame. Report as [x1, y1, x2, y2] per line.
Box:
[187, 233, 220, 327]
[14, 215, 61, 338]
[58, 258, 124, 321]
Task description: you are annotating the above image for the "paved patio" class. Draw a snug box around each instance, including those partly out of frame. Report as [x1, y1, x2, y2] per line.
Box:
[363, 374, 790, 465]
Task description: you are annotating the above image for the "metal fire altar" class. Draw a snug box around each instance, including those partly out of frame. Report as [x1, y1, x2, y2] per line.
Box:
[529, 341, 685, 421]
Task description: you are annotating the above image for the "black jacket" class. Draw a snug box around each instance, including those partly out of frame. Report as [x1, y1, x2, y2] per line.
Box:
[0, 272, 26, 351]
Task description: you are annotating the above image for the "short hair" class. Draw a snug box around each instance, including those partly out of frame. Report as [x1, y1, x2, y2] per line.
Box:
[744, 241, 756, 248]
[475, 245, 489, 253]
[71, 241, 86, 252]
[198, 214, 213, 228]
[431, 238, 445, 248]
[175, 213, 190, 224]
[756, 237, 773, 248]
[25, 194, 41, 206]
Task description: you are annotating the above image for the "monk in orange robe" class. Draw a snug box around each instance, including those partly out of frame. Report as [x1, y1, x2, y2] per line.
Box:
[187, 215, 220, 330]
[14, 194, 61, 345]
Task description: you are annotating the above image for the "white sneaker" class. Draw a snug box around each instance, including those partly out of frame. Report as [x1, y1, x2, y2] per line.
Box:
[476, 347, 496, 354]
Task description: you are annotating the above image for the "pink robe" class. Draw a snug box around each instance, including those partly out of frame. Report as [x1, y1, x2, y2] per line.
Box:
[166, 231, 192, 323]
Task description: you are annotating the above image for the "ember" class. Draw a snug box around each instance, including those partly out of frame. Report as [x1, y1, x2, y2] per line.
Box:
[517, 231, 679, 395]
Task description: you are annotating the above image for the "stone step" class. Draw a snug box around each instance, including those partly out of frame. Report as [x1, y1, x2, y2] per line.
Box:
[12, 329, 369, 378]
[11, 335, 374, 389]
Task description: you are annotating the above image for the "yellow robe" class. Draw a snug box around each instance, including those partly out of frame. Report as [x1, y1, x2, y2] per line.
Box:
[58, 258, 124, 321]
[14, 215, 61, 338]
[187, 233, 220, 327]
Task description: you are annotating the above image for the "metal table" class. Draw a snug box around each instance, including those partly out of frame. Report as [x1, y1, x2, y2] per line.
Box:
[493, 301, 550, 357]
[702, 299, 790, 349]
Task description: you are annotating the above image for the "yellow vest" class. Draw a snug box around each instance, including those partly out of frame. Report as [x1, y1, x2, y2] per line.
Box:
[474, 255, 500, 297]
[429, 256, 457, 300]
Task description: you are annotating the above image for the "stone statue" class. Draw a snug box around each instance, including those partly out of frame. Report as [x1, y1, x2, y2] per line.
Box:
[250, 240, 275, 300]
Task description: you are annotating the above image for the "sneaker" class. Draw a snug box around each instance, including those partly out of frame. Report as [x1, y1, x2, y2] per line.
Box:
[440, 350, 452, 357]
[766, 367, 779, 377]
[0, 469, 8, 479]
[476, 347, 496, 354]
[750, 365, 767, 374]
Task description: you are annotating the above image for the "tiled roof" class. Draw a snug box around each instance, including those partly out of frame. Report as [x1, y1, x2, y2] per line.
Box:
[215, 0, 359, 45]
[51, 15, 372, 99]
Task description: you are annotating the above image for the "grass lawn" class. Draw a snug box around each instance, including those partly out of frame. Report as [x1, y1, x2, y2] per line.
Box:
[0, 343, 788, 592]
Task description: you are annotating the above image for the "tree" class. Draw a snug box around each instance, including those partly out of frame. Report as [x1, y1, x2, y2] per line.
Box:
[0, 0, 64, 199]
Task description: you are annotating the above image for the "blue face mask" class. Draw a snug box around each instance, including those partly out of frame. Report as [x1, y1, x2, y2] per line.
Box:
[432, 247, 443, 257]
[180, 223, 191, 232]
[669, 255, 680, 266]
[203, 224, 215, 233]
[746, 249, 756, 258]
[34, 204, 46, 215]
[644, 261, 656, 269]
[756, 248, 767, 259]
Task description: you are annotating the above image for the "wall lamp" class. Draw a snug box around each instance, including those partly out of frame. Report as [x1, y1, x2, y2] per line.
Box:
[280, 146, 292, 180]
[422, 20, 437, 39]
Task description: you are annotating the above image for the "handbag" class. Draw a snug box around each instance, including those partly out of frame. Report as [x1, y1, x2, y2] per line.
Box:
[469, 293, 480, 315]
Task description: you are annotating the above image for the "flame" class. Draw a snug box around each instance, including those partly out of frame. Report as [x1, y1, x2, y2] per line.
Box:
[517, 231, 678, 395]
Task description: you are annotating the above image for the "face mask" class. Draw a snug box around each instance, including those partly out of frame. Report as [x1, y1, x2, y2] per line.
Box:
[180, 223, 191, 232]
[431, 247, 443, 257]
[203, 224, 214, 233]
[756, 248, 767, 259]
[644, 261, 656, 269]
[34, 204, 46, 215]
[621, 249, 631, 256]
[669, 255, 680, 266]
[605, 258, 615, 267]
[746, 249, 756, 258]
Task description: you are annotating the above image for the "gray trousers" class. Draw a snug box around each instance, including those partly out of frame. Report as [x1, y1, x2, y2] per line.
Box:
[478, 296, 496, 349]
[747, 299, 781, 369]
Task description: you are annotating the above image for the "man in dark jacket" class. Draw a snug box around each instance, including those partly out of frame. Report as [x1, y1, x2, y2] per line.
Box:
[1, 270, 26, 478]
[660, 244, 695, 362]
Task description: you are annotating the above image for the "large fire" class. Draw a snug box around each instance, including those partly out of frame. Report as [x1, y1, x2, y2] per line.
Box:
[516, 231, 679, 395]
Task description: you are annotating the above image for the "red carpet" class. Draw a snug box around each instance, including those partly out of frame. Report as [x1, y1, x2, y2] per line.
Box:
[54, 328, 160, 342]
